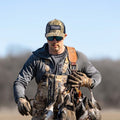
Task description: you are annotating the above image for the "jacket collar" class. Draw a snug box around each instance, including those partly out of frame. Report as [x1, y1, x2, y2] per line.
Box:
[32, 43, 51, 59]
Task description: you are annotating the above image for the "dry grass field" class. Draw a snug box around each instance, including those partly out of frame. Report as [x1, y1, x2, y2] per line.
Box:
[0, 108, 120, 120]
[101, 109, 120, 120]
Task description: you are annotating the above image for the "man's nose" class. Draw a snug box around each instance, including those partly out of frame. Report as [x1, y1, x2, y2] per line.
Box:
[53, 38, 57, 42]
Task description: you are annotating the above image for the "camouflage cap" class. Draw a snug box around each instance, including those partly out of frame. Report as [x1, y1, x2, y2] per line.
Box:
[45, 19, 66, 38]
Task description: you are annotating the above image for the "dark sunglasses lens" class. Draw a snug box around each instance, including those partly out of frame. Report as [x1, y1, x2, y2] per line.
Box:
[47, 36, 63, 41]
[56, 36, 63, 41]
[47, 36, 54, 41]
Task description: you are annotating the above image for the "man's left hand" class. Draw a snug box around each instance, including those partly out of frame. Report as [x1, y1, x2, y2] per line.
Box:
[67, 71, 93, 88]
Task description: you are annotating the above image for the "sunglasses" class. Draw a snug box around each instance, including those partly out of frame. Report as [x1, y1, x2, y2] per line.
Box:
[47, 36, 63, 41]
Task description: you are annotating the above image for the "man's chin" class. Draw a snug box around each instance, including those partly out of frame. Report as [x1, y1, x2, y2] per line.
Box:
[52, 46, 59, 50]
[54, 48, 59, 52]
[53, 47, 60, 52]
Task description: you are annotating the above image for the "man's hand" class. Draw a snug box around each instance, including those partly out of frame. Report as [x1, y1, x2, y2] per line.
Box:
[17, 98, 31, 116]
[67, 71, 93, 88]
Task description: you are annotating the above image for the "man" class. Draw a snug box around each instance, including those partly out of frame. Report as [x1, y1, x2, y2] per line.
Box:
[13, 19, 101, 120]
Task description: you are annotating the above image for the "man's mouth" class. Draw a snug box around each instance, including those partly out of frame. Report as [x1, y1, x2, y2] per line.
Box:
[52, 44, 58, 47]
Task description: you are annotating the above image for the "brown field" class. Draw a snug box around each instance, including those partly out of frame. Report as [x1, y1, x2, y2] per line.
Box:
[0, 108, 120, 120]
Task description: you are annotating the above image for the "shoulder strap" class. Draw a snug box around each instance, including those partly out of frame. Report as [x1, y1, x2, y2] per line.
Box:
[66, 46, 77, 70]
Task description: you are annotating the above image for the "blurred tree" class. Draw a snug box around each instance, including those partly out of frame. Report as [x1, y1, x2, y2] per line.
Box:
[0, 53, 120, 109]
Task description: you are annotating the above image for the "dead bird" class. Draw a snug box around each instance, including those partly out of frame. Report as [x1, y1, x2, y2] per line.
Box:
[75, 88, 102, 120]
[57, 94, 76, 120]
[87, 89, 102, 120]
[44, 102, 55, 120]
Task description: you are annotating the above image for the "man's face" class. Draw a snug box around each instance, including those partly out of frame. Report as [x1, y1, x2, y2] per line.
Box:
[47, 36, 66, 54]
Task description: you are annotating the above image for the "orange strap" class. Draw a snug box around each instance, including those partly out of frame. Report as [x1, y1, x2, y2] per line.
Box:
[67, 46, 77, 65]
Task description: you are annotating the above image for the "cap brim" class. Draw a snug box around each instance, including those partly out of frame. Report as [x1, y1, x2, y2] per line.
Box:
[46, 32, 65, 38]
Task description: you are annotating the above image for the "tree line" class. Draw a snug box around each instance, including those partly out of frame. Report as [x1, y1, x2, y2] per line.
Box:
[0, 53, 120, 109]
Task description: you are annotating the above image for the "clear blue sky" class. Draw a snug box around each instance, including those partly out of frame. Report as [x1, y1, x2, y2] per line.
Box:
[0, 0, 120, 60]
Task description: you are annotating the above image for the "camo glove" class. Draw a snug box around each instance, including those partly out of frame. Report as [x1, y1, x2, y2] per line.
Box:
[67, 71, 93, 88]
[17, 98, 31, 116]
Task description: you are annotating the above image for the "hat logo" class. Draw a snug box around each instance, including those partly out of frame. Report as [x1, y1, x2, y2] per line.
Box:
[50, 25, 61, 30]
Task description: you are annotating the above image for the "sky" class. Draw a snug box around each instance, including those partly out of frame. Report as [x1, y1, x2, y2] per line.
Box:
[0, 0, 120, 60]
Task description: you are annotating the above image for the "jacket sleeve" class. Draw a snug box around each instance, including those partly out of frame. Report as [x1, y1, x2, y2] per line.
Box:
[76, 51, 102, 88]
[13, 54, 37, 103]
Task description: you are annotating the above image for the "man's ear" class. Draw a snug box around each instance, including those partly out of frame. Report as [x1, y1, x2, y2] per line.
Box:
[63, 34, 67, 40]
[65, 34, 67, 37]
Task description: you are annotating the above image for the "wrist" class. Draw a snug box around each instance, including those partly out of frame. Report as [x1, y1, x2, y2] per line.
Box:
[18, 97, 28, 104]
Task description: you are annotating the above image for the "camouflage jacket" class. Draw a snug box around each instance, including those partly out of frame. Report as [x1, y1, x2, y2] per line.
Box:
[13, 43, 101, 103]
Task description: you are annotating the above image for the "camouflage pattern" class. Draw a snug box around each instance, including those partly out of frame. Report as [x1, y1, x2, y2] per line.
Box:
[54, 75, 68, 100]
[31, 74, 68, 118]
[62, 57, 69, 73]
[31, 74, 68, 119]
[31, 55, 69, 119]
[45, 19, 66, 38]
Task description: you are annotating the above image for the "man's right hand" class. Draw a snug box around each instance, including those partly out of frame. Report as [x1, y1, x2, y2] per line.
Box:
[17, 98, 31, 116]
